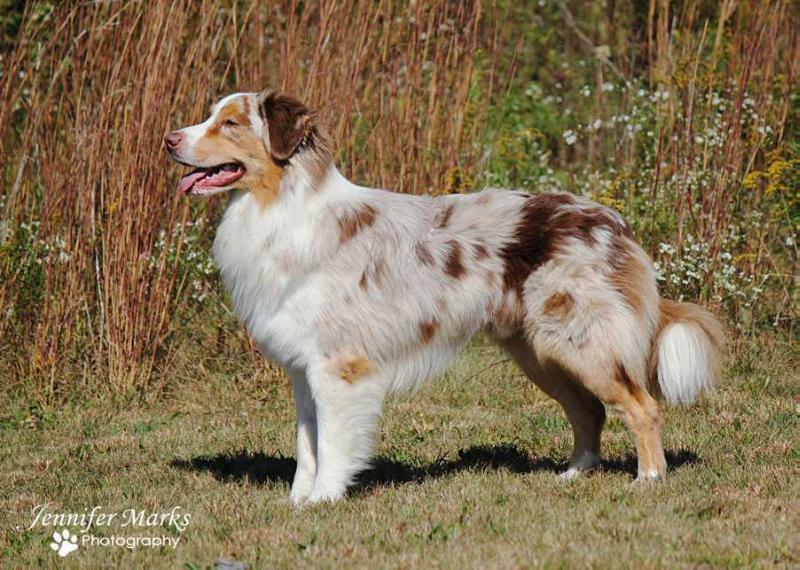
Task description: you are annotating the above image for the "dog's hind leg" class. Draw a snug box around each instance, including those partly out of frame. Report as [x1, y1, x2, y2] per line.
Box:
[305, 360, 387, 504]
[500, 333, 606, 478]
[289, 371, 318, 505]
[529, 331, 666, 481]
[575, 363, 666, 481]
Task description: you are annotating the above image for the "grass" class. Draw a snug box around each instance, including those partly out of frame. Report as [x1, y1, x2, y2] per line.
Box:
[2, 1, 796, 403]
[0, 1, 797, 567]
[2, 335, 797, 568]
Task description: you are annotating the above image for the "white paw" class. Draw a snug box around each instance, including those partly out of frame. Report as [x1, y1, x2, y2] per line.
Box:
[558, 454, 600, 481]
[289, 488, 312, 507]
[635, 470, 664, 482]
[50, 528, 79, 557]
[558, 467, 589, 481]
[289, 473, 316, 506]
[307, 485, 345, 504]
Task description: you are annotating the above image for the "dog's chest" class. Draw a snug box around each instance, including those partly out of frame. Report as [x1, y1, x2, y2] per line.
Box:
[211, 197, 302, 335]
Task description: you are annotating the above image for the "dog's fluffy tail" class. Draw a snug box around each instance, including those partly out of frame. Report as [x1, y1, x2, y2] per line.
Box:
[649, 299, 726, 405]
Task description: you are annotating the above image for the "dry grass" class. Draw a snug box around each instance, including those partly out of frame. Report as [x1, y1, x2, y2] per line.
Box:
[1, 2, 797, 403]
[1, 337, 797, 568]
[0, 1, 501, 400]
[0, 3, 797, 564]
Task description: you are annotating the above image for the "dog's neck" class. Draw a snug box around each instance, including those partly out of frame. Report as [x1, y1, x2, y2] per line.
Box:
[217, 162, 367, 266]
[211, 161, 373, 328]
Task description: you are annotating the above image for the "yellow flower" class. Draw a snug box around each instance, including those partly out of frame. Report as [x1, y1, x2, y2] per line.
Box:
[742, 170, 764, 191]
[596, 195, 625, 212]
[441, 167, 475, 195]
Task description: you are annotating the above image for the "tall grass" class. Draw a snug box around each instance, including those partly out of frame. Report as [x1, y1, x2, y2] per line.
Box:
[481, 0, 797, 336]
[0, 1, 496, 401]
[0, 1, 796, 404]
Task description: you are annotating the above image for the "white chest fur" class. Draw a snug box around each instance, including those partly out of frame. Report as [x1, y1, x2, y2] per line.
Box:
[210, 177, 348, 367]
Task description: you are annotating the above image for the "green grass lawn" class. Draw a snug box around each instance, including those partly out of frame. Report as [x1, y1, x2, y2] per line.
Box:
[1, 336, 797, 568]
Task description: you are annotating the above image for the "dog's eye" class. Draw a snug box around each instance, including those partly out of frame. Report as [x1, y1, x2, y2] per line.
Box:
[223, 119, 238, 127]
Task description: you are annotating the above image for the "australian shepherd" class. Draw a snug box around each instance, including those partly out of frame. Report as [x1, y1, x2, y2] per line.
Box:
[165, 89, 725, 504]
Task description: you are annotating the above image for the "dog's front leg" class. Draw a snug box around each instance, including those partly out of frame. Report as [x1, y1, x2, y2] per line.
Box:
[306, 366, 386, 504]
[289, 371, 318, 505]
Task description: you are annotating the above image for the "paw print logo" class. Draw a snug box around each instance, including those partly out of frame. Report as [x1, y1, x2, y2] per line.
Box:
[49, 528, 79, 557]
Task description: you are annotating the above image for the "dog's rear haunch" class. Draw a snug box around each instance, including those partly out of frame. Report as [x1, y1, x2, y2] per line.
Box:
[165, 89, 725, 504]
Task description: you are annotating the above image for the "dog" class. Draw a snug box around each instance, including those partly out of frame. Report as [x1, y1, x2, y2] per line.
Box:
[165, 89, 725, 504]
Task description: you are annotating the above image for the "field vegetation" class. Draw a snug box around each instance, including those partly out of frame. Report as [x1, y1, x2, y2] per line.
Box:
[0, 1, 797, 567]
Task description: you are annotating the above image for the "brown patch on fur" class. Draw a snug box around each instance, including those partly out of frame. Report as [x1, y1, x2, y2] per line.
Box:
[473, 241, 490, 260]
[338, 203, 377, 244]
[608, 235, 648, 315]
[251, 157, 285, 210]
[435, 204, 455, 229]
[359, 258, 386, 291]
[475, 192, 491, 206]
[415, 242, 435, 267]
[500, 194, 571, 297]
[419, 320, 439, 344]
[338, 355, 373, 383]
[443, 240, 465, 278]
[543, 292, 574, 318]
[500, 193, 632, 298]
[615, 362, 644, 403]
[259, 90, 311, 160]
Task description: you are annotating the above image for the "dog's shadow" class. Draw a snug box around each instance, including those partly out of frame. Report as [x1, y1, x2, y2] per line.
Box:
[170, 444, 698, 493]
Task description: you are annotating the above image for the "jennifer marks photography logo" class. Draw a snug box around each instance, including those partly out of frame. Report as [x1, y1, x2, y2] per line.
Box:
[27, 503, 192, 557]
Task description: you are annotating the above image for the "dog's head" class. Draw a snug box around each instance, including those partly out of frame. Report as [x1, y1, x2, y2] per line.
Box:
[165, 90, 331, 200]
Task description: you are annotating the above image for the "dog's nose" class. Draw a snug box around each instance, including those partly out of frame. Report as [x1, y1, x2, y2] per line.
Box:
[164, 131, 183, 149]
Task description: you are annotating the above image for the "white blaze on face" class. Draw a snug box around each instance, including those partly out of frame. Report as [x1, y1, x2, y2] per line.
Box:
[171, 93, 258, 196]
[182, 93, 246, 145]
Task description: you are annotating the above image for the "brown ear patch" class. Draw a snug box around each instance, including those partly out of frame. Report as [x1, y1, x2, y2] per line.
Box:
[260, 90, 312, 160]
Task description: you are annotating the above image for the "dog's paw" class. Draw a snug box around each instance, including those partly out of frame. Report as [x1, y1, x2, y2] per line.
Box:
[289, 490, 311, 507]
[557, 467, 586, 481]
[635, 470, 664, 482]
[289, 475, 316, 507]
[307, 485, 345, 504]
[558, 456, 600, 481]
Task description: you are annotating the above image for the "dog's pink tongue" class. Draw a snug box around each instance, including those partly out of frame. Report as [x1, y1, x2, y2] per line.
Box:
[177, 170, 208, 195]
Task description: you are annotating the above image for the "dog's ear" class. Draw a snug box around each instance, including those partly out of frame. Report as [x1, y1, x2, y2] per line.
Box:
[258, 89, 313, 161]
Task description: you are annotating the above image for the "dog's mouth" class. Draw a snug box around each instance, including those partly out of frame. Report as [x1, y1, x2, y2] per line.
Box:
[177, 163, 246, 195]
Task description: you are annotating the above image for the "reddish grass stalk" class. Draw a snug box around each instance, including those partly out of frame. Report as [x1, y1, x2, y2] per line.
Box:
[0, 1, 496, 401]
